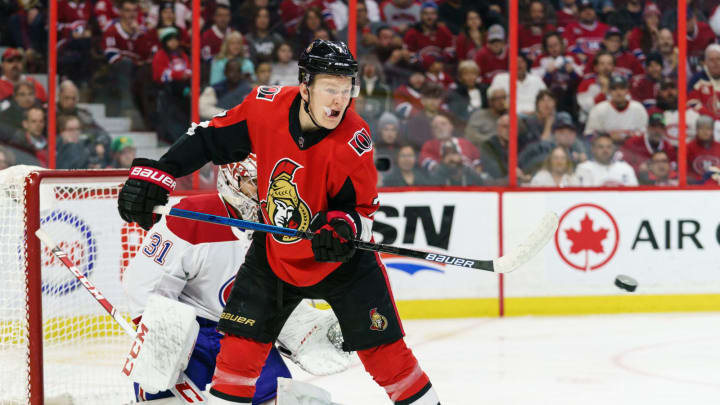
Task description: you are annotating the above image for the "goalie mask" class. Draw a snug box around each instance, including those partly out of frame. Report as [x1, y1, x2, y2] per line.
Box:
[217, 155, 258, 223]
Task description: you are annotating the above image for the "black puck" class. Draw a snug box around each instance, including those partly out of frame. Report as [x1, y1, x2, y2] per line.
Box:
[614, 275, 638, 292]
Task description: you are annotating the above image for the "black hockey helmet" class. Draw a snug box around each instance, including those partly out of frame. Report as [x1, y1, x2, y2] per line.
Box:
[298, 40, 360, 97]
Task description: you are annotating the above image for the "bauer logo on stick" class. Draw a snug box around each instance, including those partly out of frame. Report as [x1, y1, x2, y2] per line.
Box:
[348, 128, 372, 156]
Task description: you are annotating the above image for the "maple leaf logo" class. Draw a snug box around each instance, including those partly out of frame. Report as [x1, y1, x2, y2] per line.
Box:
[564, 213, 608, 271]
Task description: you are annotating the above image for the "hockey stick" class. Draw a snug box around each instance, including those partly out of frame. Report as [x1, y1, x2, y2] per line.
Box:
[34, 229, 207, 404]
[152, 206, 558, 274]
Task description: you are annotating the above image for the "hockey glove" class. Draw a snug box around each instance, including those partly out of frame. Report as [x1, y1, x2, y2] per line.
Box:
[309, 211, 357, 263]
[118, 158, 177, 231]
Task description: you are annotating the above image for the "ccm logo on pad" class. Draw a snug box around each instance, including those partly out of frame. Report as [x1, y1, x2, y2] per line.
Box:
[130, 167, 177, 191]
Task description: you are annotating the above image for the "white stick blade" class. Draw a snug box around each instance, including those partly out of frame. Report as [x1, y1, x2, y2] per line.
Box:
[493, 212, 559, 274]
[35, 228, 57, 250]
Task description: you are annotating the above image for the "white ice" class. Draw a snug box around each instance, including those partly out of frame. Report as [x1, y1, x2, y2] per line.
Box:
[285, 313, 720, 405]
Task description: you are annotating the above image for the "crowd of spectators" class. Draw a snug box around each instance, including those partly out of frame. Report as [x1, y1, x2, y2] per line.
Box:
[0, 0, 718, 187]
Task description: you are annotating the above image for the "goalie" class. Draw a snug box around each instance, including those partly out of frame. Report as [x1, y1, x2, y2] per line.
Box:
[121, 155, 351, 403]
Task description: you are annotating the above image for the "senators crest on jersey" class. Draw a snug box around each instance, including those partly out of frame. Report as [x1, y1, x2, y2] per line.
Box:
[260, 159, 312, 243]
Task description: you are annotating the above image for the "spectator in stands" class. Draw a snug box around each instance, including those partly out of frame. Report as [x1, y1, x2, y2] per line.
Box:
[402, 1, 453, 54]
[293, 8, 335, 54]
[6, 4, 46, 64]
[519, 0, 556, 62]
[245, 7, 285, 63]
[145, 2, 191, 52]
[687, 9, 717, 69]
[465, 86, 507, 148]
[626, 3, 661, 61]
[200, 59, 253, 120]
[382, 34, 417, 88]
[382, 144, 435, 187]
[455, 9, 484, 61]
[270, 42, 299, 86]
[648, 77, 700, 146]
[585, 75, 649, 144]
[620, 112, 676, 177]
[475, 24, 508, 85]
[576, 133, 638, 186]
[109, 135, 137, 168]
[421, 52, 453, 88]
[254, 62, 273, 86]
[0, 146, 16, 170]
[152, 27, 192, 142]
[657, 28, 678, 77]
[392, 70, 425, 119]
[406, 81, 446, 151]
[595, 28, 643, 80]
[576, 50, 614, 121]
[563, 0, 609, 58]
[337, 1, 381, 57]
[94, 0, 121, 32]
[57, 0, 93, 85]
[490, 53, 547, 114]
[0, 106, 47, 166]
[100, 0, 147, 117]
[210, 31, 255, 86]
[555, 0, 579, 31]
[529, 145, 580, 187]
[638, 150, 678, 185]
[420, 113, 480, 173]
[687, 115, 720, 184]
[380, 0, 421, 34]
[688, 44, 720, 121]
[56, 114, 90, 169]
[437, 0, 475, 35]
[280, 0, 336, 36]
[201, 3, 233, 62]
[532, 31, 583, 115]
[480, 113, 511, 184]
[518, 90, 556, 152]
[446, 60, 484, 127]
[357, 55, 392, 130]
[233, 0, 283, 35]
[374, 112, 404, 165]
[606, 0, 644, 35]
[630, 53, 665, 109]
[432, 140, 485, 186]
[519, 111, 587, 175]
[0, 48, 47, 103]
[0, 81, 39, 130]
[57, 80, 110, 144]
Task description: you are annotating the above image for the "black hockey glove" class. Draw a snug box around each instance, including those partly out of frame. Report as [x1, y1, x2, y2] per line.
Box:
[309, 211, 357, 263]
[118, 158, 177, 231]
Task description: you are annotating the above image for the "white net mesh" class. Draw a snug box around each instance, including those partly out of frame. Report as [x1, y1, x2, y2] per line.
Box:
[0, 167, 142, 404]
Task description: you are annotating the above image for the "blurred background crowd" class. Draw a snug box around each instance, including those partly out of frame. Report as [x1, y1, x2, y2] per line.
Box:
[0, 0, 719, 188]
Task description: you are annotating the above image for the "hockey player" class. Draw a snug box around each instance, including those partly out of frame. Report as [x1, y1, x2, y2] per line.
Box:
[118, 39, 440, 404]
[122, 155, 351, 403]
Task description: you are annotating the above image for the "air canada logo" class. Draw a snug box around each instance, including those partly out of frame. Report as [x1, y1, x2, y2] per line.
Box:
[260, 159, 312, 243]
[555, 203, 619, 271]
[348, 128, 372, 156]
[369, 308, 388, 331]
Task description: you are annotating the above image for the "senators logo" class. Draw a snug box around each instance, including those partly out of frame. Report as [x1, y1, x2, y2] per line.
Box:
[369, 308, 388, 331]
[348, 128, 372, 156]
[260, 159, 312, 243]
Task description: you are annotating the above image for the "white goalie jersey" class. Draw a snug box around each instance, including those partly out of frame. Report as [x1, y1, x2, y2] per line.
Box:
[122, 193, 250, 322]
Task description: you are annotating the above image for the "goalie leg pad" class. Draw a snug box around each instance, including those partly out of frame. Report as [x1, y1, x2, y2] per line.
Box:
[357, 339, 433, 403]
[209, 334, 273, 402]
[277, 300, 353, 376]
[123, 294, 199, 394]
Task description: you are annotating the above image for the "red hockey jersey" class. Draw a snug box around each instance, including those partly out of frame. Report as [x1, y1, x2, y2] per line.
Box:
[57, 0, 93, 41]
[563, 21, 609, 55]
[474, 45, 508, 85]
[687, 138, 720, 182]
[165, 86, 379, 286]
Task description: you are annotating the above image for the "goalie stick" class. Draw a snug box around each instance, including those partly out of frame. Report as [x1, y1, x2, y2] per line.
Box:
[34, 229, 207, 404]
[152, 206, 559, 274]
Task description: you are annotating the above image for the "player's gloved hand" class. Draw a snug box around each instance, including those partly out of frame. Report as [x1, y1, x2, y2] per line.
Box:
[309, 211, 357, 262]
[118, 158, 177, 231]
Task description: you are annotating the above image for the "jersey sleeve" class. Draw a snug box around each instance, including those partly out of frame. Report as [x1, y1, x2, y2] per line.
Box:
[327, 124, 380, 242]
[121, 217, 197, 320]
[158, 88, 259, 177]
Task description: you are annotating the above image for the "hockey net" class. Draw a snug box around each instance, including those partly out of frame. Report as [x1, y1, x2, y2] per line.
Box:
[0, 166, 145, 405]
